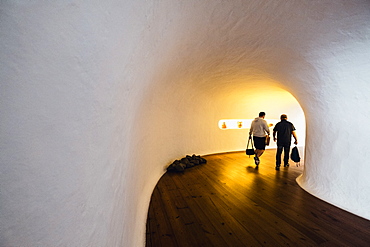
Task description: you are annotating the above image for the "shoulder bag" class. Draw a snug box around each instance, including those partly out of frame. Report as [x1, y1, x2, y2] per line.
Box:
[246, 136, 255, 157]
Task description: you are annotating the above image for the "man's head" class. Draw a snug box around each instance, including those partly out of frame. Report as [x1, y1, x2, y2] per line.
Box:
[280, 114, 288, 120]
[259, 112, 266, 118]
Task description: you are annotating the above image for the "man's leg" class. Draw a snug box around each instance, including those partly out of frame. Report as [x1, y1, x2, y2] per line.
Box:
[283, 145, 290, 166]
[254, 150, 260, 165]
[253, 136, 265, 165]
[255, 149, 265, 158]
[276, 146, 283, 170]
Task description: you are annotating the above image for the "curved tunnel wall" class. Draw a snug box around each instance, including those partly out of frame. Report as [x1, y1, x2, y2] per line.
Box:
[1, 1, 370, 246]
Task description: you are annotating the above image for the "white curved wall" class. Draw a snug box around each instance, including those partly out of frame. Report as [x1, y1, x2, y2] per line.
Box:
[1, 1, 370, 246]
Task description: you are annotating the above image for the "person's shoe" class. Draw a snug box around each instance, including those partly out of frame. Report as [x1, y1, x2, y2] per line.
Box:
[254, 156, 260, 166]
[284, 163, 290, 167]
[275, 166, 280, 171]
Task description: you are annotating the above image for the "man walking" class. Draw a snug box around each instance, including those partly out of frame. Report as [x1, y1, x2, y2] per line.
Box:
[273, 114, 298, 171]
[249, 112, 270, 166]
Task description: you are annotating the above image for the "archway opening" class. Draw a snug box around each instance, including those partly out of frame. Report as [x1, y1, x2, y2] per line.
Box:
[210, 85, 306, 154]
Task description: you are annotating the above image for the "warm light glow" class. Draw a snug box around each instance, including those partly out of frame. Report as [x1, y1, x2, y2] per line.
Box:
[218, 119, 279, 130]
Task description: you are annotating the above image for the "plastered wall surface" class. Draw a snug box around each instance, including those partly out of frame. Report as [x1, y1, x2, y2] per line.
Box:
[1, 1, 370, 246]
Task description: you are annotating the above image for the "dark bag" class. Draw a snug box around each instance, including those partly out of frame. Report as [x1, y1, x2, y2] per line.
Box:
[291, 146, 301, 166]
[246, 136, 255, 157]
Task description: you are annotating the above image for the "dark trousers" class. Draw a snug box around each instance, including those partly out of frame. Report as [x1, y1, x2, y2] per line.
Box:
[276, 145, 290, 167]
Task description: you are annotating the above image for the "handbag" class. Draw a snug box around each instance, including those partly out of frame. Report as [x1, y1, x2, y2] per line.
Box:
[290, 145, 301, 166]
[246, 136, 255, 157]
[265, 135, 270, 146]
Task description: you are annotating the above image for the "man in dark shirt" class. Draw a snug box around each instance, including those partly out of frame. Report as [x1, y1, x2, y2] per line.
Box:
[273, 114, 298, 171]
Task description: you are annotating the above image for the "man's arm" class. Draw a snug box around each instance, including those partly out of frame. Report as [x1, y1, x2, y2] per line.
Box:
[292, 131, 298, 145]
[264, 121, 270, 135]
[273, 130, 277, 142]
[249, 122, 254, 136]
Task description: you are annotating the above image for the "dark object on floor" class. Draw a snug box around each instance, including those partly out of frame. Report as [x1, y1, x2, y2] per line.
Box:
[167, 154, 207, 172]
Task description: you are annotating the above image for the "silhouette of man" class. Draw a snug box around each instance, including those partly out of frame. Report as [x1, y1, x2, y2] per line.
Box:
[249, 112, 270, 166]
[273, 114, 298, 171]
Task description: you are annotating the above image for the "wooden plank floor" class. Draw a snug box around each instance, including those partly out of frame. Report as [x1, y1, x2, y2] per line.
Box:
[146, 149, 370, 247]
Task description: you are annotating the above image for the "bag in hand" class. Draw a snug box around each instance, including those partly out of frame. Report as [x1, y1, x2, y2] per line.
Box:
[265, 135, 270, 146]
[291, 146, 301, 166]
[246, 136, 255, 157]
[246, 149, 255, 156]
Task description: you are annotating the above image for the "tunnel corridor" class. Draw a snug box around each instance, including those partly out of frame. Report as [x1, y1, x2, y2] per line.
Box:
[1, 1, 370, 246]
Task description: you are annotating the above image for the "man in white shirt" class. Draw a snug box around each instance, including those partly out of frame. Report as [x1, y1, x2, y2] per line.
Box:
[249, 112, 270, 166]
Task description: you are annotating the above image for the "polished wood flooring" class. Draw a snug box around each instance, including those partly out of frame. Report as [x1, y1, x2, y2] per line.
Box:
[146, 149, 370, 247]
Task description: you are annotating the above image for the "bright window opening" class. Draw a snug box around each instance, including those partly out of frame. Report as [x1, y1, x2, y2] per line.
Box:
[218, 119, 278, 130]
